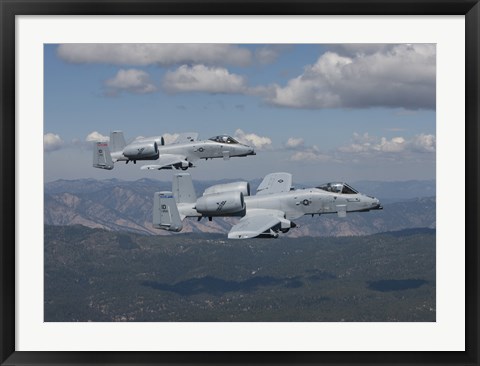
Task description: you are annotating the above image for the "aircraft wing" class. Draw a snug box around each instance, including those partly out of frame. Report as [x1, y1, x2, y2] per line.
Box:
[227, 209, 285, 239]
[140, 154, 189, 170]
[256, 172, 293, 195]
[169, 132, 198, 144]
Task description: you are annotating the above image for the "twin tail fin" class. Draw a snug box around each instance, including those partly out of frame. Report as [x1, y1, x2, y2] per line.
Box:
[153, 192, 183, 232]
[92, 142, 114, 170]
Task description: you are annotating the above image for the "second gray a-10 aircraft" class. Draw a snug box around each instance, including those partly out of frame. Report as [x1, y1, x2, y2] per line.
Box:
[93, 131, 255, 171]
[153, 172, 383, 239]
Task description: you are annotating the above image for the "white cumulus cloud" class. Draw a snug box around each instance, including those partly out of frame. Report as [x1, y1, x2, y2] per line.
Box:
[290, 150, 331, 162]
[288, 143, 332, 162]
[410, 134, 436, 153]
[378, 137, 406, 153]
[105, 69, 157, 95]
[57, 44, 252, 67]
[285, 137, 305, 149]
[86, 131, 109, 142]
[255, 45, 290, 64]
[338, 133, 435, 154]
[266, 44, 436, 110]
[44, 133, 64, 152]
[163, 65, 247, 94]
[234, 129, 272, 150]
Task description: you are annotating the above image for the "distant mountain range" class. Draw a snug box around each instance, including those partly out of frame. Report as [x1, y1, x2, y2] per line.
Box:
[45, 177, 436, 203]
[44, 178, 436, 237]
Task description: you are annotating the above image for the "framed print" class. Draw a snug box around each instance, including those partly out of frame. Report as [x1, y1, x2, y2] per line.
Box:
[1, 0, 479, 365]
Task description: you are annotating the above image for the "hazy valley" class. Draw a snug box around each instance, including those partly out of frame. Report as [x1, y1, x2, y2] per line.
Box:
[45, 225, 435, 322]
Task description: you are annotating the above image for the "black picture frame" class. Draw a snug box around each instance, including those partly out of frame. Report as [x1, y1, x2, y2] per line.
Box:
[1, 1, 479, 365]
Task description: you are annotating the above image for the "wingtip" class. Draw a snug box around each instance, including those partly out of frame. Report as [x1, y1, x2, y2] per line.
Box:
[140, 165, 159, 170]
[228, 232, 249, 239]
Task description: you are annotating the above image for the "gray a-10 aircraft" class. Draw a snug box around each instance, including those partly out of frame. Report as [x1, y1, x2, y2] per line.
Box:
[153, 172, 383, 239]
[93, 131, 255, 171]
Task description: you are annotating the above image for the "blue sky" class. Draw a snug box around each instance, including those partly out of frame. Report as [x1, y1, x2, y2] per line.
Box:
[44, 43, 436, 183]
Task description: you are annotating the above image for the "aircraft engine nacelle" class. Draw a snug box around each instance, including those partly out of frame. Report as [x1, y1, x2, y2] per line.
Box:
[150, 136, 165, 146]
[203, 182, 251, 197]
[123, 141, 159, 160]
[195, 191, 245, 216]
[280, 219, 296, 233]
[135, 136, 165, 146]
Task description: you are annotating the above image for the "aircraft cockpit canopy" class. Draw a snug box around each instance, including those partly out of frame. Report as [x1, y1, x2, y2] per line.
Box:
[209, 135, 240, 144]
[317, 182, 359, 194]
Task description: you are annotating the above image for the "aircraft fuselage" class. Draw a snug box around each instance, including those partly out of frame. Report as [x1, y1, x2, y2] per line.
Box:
[244, 188, 381, 219]
[114, 140, 255, 162]
[179, 188, 382, 220]
[160, 140, 255, 161]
